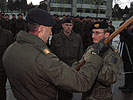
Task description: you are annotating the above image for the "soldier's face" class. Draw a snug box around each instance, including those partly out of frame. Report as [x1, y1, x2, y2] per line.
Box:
[62, 23, 73, 33]
[18, 15, 23, 19]
[92, 29, 105, 43]
[5, 15, 9, 20]
[38, 25, 52, 43]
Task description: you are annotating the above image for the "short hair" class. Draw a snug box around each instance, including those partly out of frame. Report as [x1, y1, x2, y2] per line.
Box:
[12, 14, 16, 16]
[17, 14, 22, 16]
[103, 29, 111, 35]
[26, 23, 40, 34]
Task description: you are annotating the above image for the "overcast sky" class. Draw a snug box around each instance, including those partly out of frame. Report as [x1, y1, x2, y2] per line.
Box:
[27, 0, 132, 9]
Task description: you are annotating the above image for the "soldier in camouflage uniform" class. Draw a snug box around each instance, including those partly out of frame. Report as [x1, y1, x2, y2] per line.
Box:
[2, 8, 110, 100]
[82, 21, 121, 100]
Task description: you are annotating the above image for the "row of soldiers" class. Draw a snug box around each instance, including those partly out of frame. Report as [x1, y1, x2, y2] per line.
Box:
[0, 13, 25, 38]
[52, 15, 115, 52]
[0, 12, 115, 52]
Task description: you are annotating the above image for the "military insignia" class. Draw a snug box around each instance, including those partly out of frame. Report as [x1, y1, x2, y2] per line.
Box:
[114, 49, 118, 53]
[44, 49, 50, 54]
[70, 20, 72, 23]
[110, 45, 118, 53]
[94, 24, 100, 28]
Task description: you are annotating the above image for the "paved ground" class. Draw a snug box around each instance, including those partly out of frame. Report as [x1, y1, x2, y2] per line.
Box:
[6, 21, 133, 100]
[6, 80, 16, 100]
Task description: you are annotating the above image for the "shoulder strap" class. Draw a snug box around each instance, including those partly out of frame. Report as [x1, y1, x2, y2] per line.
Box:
[34, 44, 51, 55]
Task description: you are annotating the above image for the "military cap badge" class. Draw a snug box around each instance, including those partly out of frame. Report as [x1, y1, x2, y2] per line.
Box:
[94, 24, 100, 28]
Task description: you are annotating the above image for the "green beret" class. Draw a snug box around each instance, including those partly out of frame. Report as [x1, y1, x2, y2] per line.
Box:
[26, 8, 56, 27]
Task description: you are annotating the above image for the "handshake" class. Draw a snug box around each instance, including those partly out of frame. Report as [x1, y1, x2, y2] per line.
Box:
[83, 38, 109, 61]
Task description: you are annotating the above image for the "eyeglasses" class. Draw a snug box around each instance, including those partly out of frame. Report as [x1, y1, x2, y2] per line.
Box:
[92, 31, 104, 35]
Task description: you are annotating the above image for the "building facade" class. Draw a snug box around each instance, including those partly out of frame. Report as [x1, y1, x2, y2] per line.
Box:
[0, 0, 7, 12]
[49, 0, 113, 18]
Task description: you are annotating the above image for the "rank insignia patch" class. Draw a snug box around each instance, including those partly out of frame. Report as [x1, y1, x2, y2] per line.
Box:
[44, 49, 50, 54]
[114, 49, 118, 53]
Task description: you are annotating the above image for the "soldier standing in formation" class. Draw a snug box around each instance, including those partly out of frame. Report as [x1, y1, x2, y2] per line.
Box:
[0, 24, 13, 100]
[50, 17, 83, 100]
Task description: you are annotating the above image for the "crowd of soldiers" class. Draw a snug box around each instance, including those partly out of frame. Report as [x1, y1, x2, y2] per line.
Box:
[52, 15, 116, 52]
[0, 7, 133, 100]
[0, 12, 115, 52]
[0, 13, 26, 39]
[1, 8, 120, 100]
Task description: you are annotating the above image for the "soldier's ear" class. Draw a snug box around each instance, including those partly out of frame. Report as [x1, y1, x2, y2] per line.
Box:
[37, 25, 44, 37]
[61, 24, 63, 27]
[38, 25, 44, 32]
[104, 32, 110, 38]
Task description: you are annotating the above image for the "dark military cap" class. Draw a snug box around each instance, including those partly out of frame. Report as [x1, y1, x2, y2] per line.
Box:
[12, 14, 16, 16]
[26, 8, 56, 27]
[5, 14, 9, 16]
[17, 14, 22, 16]
[91, 21, 109, 29]
[62, 17, 73, 24]
[109, 21, 112, 23]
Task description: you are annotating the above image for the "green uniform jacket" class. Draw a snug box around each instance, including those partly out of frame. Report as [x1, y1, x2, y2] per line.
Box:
[3, 31, 103, 100]
[51, 30, 83, 66]
[82, 44, 121, 100]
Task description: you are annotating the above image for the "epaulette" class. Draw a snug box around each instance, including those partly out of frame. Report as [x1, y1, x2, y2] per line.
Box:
[41, 47, 51, 55]
[35, 45, 51, 55]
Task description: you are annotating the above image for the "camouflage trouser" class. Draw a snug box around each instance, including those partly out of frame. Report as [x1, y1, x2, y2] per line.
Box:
[82, 87, 112, 100]
[0, 67, 7, 100]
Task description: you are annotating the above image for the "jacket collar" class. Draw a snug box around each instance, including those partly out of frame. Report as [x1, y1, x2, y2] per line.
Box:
[60, 30, 74, 40]
[16, 30, 46, 48]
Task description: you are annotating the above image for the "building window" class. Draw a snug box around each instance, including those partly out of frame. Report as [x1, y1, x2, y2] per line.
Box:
[65, 8, 72, 12]
[85, 8, 90, 13]
[93, 9, 97, 13]
[77, 0, 82, 3]
[85, 0, 90, 4]
[56, 0, 61, 3]
[100, 9, 106, 14]
[101, 1, 106, 5]
[65, 0, 71, 4]
[50, 0, 56, 3]
[77, 8, 82, 12]
[50, 7, 56, 11]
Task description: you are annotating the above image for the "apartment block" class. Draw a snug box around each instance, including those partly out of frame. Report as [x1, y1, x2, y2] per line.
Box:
[49, 0, 113, 18]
